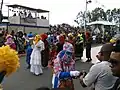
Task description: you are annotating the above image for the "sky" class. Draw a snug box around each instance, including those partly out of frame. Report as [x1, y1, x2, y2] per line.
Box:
[1, 0, 120, 26]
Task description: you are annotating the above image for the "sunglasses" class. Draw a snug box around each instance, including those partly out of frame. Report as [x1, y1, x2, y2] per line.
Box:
[109, 58, 120, 66]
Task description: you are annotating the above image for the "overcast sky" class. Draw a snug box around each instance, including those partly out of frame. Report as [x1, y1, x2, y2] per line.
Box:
[2, 0, 120, 26]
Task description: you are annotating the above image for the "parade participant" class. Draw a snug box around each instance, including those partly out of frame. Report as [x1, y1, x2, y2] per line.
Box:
[56, 35, 65, 54]
[75, 33, 84, 60]
[41, 34, 49, 68]
[5, 35, 16, 50]
[26, 36, 33, 69]
[17, 31, 25, 54]
[79, 43, 117, 90]
[85, 31, 92, 62]
[30, 35, 45, 76]
[52, 42, 80, 90]
[68, 33, 75, 46]
[0, 45, 20, 90]
[27, 32, 33, 38]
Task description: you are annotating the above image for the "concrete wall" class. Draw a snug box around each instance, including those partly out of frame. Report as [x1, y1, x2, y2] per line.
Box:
[37, 19, 49, 27]
[9, 16, 49, 27]
[9, 16, 20, 24]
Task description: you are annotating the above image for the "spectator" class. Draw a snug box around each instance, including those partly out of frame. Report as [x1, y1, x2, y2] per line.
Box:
[79, 43, 118, 90]
[109, 42, 120, 90]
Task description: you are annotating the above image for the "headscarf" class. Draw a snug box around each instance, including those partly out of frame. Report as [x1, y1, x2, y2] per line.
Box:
[40, 34, 48, 41]
[33, 35, 41, 45]
[5, 35, 14, 45]
[54, 42, 75, 74]
[63, 42, 74, 53]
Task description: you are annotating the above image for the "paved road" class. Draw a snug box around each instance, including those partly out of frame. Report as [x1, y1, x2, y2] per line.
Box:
[3, 46, 101, 90]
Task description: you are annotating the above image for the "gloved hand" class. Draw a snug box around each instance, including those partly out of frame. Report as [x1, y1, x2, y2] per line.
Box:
[70, 71, 80, 77]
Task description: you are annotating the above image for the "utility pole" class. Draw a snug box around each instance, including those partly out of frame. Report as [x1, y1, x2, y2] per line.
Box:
[0, 0, 3, 23]
[1, 0, 3, 10]
[84, 0, 92, 31]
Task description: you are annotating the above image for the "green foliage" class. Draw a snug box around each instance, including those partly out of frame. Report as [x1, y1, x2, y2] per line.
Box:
[75, 7, 120, 26]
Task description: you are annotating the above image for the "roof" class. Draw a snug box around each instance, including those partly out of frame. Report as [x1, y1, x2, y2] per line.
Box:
[87, 21, 116, 26]
[6, 4, 49, 13]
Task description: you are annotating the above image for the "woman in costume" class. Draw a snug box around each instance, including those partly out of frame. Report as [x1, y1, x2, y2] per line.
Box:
[26, 36, 33, 69]
[30, 35, 45, 76]
[75, 33, 84, 60]
[41, 34, 49, 68]
[0, 45, 20, 90]
[52, 42, 80, 90]
[5, 35, 16, 50]
[56, 35, 65, 54]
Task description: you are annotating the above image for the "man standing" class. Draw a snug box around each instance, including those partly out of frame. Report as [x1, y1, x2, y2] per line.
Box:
[79, 43, 117, 90]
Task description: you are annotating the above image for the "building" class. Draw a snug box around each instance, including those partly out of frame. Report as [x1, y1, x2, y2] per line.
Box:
[0, 4, 50, 34]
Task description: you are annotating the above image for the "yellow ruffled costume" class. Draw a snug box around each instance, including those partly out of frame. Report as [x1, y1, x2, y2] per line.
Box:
[0, 45, 20, 76]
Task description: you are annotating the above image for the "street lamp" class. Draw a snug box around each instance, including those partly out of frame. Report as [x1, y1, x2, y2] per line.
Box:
[84, 0, 92, 30]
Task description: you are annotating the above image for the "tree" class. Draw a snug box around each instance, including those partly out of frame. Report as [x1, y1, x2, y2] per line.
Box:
[74, 7, 107, 26]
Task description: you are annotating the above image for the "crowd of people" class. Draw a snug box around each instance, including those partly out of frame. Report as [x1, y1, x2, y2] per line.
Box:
[0, 25, 120, 90]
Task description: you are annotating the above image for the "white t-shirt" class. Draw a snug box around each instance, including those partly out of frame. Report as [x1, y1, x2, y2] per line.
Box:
[83, 61, 118, 90]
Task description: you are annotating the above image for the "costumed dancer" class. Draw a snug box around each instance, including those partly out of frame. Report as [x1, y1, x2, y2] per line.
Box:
[0, 46, 20, 90]
[75, 33, 84, 60]
[52, 42, 80, 90]
[17, 31, 25, 54]
[56, 35, 65, 54]
[26, 36, 33, 69]
[5, 35, 16, 50]
[85, 31, 92, 62]
[30, 35, 45, 76]
[41, 34, 49, 68]
[68, 33, 75, 60]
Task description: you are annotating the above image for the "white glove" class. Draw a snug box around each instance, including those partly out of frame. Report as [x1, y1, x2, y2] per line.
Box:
[70, 71, 80, 77]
